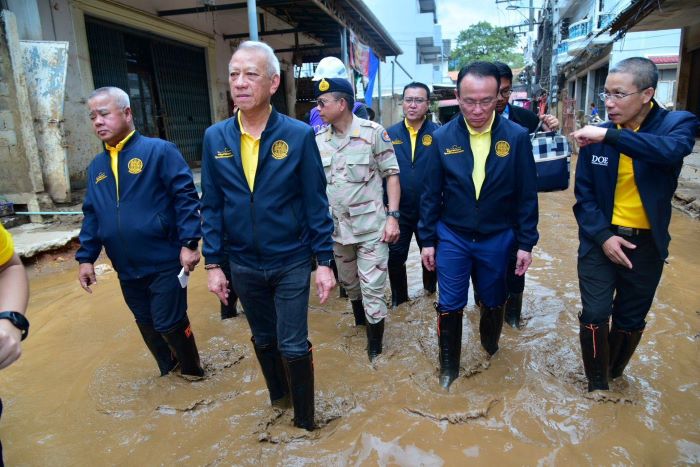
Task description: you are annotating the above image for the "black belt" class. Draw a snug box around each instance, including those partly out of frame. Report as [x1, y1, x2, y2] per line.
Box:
[611, 225, 651, 237]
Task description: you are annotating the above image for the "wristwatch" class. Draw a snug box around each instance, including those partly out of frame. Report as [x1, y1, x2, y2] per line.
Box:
[183, 239, 199, 251]
[0, 311, 29, 341]
[387, 211, 401, 219]
[317, 259, 333, 268]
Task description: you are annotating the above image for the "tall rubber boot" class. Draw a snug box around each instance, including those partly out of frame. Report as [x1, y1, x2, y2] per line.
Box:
[136, 322, 178, 376]
[251, 337, 290, 408]
[220, 288, 239, 320]
[331, 260, 348, 299]
[366, 318, 385, 361]
[579, 323, 610, 391]
[422, 266, 437, 295]
[504, 293, 523, 329]
[282, 342, 315, 431]
[479, 303, 505, 356]
[351, 299, 366, 326]
[608, 326, 643, 379]
[388, 263, 409, 307]
[162, 317, 205, 378]
[437, 309, 463, 389]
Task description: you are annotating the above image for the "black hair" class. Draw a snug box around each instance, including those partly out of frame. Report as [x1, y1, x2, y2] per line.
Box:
[333, 91, 355, 110]
[492, 61, 513, 82]
[402, 82, 431, 100]
[609, 57, 658, 90]
[456, 61, 501, 95]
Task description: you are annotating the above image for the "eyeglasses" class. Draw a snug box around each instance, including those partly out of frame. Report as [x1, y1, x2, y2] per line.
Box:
[403, 98, 428, 105]
[460, 97, 496, 109]
[599, 90, 645, 101]
[316, 97, 340, 108]
[499, 89, 513, 98]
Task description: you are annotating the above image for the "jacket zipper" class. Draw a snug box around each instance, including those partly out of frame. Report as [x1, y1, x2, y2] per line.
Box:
[114, 153, 139, 276]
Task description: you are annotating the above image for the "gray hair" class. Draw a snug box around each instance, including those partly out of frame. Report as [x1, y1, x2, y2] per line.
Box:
[88, 87, 130, 109]
[610, 57, 658, 91]
[232, 40, 280, 78]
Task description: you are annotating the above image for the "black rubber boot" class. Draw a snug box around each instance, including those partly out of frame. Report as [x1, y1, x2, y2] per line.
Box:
[422, 266, 437, 295]
[282, 342, 315, 431]
[366, 318, 385, 361]
[437, 308, 463, 389]
[251, 337, 290, 408]
[388, 263, 409, 307]
[136, 322, 178, 376]
[504, 293, 523, 329]
[351, 299, 366, 326]
[579, 323, 610, 391]
[608, 326, 643, 379]
[479, 303, 505, 356]
[162, 317, 205, 378]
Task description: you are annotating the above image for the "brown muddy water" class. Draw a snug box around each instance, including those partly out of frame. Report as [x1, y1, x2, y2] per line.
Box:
[2, 187, 699, 466]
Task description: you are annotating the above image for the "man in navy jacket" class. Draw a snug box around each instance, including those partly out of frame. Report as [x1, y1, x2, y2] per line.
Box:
[201, 41, 335, 430]
[420, 62, 539, 389]
[76, 87, 204, 379]
[386, 82, 439, 307]
[572, 57, 698, 392]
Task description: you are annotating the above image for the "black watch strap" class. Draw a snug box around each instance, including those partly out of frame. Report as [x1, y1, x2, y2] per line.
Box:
[183, 239, 199, 250]
[317, 259, 333, 268]
[0, 311, 29, 341]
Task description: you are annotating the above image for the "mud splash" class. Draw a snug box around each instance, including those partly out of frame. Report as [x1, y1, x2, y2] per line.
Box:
[2, 187, 699, 465]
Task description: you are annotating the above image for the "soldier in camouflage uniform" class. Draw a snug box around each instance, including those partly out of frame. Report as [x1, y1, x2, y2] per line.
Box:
[314, 77, 401, 361]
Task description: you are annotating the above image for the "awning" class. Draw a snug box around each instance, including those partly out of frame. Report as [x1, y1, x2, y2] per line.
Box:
[609, 0, 700, 34]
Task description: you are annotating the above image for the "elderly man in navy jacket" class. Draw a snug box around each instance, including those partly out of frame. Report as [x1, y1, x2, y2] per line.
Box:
[77, 86, 204, 379]
[420, 62, 539, 389]
[386, 82, 439, 307]
[201, 41, 335, 430]
[571, 57, 698, 392]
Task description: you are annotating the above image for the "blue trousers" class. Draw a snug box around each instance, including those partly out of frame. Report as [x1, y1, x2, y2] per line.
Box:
[119, 266, 187, 332]
[436, 222, 514, 310]
[229, 258, 311, 358]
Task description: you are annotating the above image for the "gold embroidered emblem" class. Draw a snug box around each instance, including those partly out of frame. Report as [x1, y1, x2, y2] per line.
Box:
[271, 140, 289, 160]
[495, 140, 510, 157]
[444, 145, 464, 155]
[318, 78, 330, 92]
[128, 158, 143, 174]
[422, 134, 432, 146]
[215, 148, 233, 159]
[391, 139, 404, 145]
[95, 172, 107, 184]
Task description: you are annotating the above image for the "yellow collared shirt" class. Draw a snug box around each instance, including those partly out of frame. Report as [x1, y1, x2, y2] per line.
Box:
[611, 103, 653, 229]
[105, 130, 136, 198]
[404, 117, 424, 161]
[0, 224, 14, 266]
[465, 112, 495, 199]
[238, 108, 271, 192]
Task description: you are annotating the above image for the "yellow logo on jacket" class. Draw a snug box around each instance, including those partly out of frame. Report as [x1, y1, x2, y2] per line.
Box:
[271, 140, 289, 160]
[444, 145, 464, 155]
[95, 172, 107, 184]
[128, 158, 143, 174]
[215, 148, 233, 159]
[495, 140, 510, 157]
[422, 134, 432, 146]
[391, 139, 404, 145]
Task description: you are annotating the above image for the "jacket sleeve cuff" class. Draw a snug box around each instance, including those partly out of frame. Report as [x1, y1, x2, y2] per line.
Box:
[593, 229, 614, 246]
[315, 251, 334, 263]
[422, 240, 435, 248]
[603, 128, 620, 146]
[518, 244, 533, 253]
[204, 255, 224, 266]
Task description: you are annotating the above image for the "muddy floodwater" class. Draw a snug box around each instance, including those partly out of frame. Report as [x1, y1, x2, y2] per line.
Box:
[2, 186, 699, 466]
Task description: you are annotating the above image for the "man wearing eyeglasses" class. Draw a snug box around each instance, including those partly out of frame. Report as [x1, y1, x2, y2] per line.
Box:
[314, 77, 400, 362]
[385, 82, 439, 308]
[419, 61, 539, 389]
[571, 57, 698, 392]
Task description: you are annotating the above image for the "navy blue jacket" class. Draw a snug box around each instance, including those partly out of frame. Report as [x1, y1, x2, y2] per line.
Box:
[200, 108, 334, 270]
[76, 132, 201, 280]
[419, 113, 539, 251]
[573, 102, 698, 260]
[386, 118, 440, 223]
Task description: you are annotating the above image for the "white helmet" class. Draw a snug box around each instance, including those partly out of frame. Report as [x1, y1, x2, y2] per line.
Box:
[312, 57, 348, 81]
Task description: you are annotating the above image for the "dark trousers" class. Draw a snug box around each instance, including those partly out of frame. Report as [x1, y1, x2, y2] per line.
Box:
[388, 219, 432, 279]
[472, 244, 525, 302]
[436, 222, 514, 310]
[229, 259, 311, 358]
[119, 266, 188, 332]
[578, 232, 664, 330]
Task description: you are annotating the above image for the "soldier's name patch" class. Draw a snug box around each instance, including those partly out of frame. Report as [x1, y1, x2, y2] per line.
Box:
[422, 134, 432, 146]
[271, 140, 289, 160]
[95, 172, 107, 184]
[215, 148, 233, 159]
[444, 145, 464, 155]
[495, 140, 510, 157]
[128, 158, 143, 174]
[381, 130, 391, 142]
[391, 139, 404, 145]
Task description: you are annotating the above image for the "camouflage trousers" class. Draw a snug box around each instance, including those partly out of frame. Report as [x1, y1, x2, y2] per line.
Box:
[334, 235, 389, 324]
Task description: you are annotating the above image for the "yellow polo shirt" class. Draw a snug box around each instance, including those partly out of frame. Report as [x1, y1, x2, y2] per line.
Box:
[404, 117, 425, 161]
[238, 109, 271, 192]
[105, 130, 136, 198]
[0, 224, 14, 266]
[465, 112, 495, 199]
[611, 103, 653, 229]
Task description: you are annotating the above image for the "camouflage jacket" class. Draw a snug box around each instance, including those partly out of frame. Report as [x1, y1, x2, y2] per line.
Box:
[316, 115, 399, 245]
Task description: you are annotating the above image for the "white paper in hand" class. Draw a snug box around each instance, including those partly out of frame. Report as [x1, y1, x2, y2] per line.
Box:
[178, 267, 189, 288]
